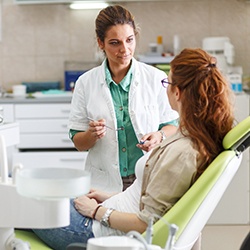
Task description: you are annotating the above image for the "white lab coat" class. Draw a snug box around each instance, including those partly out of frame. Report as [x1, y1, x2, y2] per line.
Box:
[68, 58, 178, 192]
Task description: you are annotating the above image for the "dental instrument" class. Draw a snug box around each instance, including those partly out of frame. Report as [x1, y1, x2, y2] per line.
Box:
[87, 117, 123, 131]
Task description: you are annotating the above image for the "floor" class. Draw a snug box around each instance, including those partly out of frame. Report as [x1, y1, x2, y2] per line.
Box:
[201, 225, 250, 250]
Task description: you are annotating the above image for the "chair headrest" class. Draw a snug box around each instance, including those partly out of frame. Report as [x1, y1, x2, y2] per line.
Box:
[223, 116, 250, 152]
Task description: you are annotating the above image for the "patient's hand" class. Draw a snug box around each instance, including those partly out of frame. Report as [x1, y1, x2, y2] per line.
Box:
[74, 195, 98, 218]
[86, 189, 117, 203]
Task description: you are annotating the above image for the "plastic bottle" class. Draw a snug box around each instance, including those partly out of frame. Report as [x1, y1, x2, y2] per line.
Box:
[157, 36, 164, 55]
[173, 35, 180, 56]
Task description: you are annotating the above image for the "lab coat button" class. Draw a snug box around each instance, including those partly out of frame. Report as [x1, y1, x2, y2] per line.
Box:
[122, 147, 126, 152]
[123, 168, 127, 172]
[119, 106, 123, 111]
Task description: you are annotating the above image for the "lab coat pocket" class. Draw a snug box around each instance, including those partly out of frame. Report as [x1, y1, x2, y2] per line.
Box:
[89, 166, 110, 190]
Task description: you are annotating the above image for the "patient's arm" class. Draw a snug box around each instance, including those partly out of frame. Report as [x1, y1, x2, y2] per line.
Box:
[86, 188, 118, 203]
[95, 207, 147, 233]
[74, 195, 147, 233]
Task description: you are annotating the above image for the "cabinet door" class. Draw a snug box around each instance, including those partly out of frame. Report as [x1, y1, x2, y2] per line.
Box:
[18, 119, 68, 133]
[208, 94, 250, 224]
[15, 104, 71, 118]
[12, 151, 88, 170]
[18, 134, 74, 149]
[15, 103, 73, 149]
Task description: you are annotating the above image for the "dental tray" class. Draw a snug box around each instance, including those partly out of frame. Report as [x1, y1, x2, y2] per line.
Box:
[16, 168, 90, 199]
[31, 90, 73, 98]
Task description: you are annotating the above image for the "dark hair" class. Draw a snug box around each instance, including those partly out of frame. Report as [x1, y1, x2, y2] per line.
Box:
[95, 5, 138, 42]
[170, 48, 235, 180]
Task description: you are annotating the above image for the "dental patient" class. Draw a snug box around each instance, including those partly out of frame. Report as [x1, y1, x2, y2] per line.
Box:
[33, 48, 235, 250]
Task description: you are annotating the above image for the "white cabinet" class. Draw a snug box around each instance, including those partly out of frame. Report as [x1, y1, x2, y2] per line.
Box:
[0, 104, 15, 171]
[208, 93, 250, 224]
[15, 104, 73, 149]
[6, 102, 88, 171]
[0, 104, 14, 123]
[13, 151, 88, 170]
[0, 123, 19, 147]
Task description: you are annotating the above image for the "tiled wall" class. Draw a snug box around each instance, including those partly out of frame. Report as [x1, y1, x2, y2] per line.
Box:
[0, 0, 250, 91]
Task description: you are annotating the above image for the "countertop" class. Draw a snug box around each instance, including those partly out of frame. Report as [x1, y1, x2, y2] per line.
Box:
[0, 90, 248, 105]
[0, 95, 72, 104]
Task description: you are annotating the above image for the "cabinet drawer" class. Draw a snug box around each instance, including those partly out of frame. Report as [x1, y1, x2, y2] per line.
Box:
[19, 119, 68, 133]
[15, 104, 71, 119]
[18, 134, 74, 149]
[12, 151, 88, 170]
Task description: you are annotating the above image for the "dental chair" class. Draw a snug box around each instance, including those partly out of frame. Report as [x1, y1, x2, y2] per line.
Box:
[15, 116, 250, 250]
[149, 116, 250, 250]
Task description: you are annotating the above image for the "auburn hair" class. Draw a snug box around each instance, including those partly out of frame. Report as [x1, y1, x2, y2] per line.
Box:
[170, 48, 235, 180]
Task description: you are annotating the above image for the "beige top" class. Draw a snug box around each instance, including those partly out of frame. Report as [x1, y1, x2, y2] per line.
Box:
[92, 130, 201, 237]
[138, 130, 200, 224]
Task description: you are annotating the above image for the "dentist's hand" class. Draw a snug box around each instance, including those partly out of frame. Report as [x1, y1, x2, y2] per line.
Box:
[88, 118, 107, 139]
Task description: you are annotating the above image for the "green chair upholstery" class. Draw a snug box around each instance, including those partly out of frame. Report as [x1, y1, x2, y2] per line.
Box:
[15, 117, 250, 250]
[150, 116, 250, 249]
[15, 230, 52, 249]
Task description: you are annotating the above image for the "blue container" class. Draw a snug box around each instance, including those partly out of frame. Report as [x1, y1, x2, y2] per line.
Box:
[64, 70, 87, 91]
[228, 74, 243, 93]
[231, 82, 243, 93]
[22, 81, 60, 93]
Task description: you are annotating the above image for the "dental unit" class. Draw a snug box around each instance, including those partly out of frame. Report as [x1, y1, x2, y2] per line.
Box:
[0, 122, 91, 250]
[0, 122, 178, 250]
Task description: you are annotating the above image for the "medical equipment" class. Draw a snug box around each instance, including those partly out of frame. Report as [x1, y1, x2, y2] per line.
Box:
[0, 122, 91, 250]
[11, 116, 250, 250]
[202, 36, 235, 75]
[85, 219, 178, 250]
[87, 117, 124, 131]
[67, 116, 250, 250]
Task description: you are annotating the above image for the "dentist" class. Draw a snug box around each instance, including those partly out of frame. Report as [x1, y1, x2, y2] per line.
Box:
[68, 5, 178, 192]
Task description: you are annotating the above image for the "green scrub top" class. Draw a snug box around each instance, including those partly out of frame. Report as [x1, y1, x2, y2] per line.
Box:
[69, 59, 178, 177]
